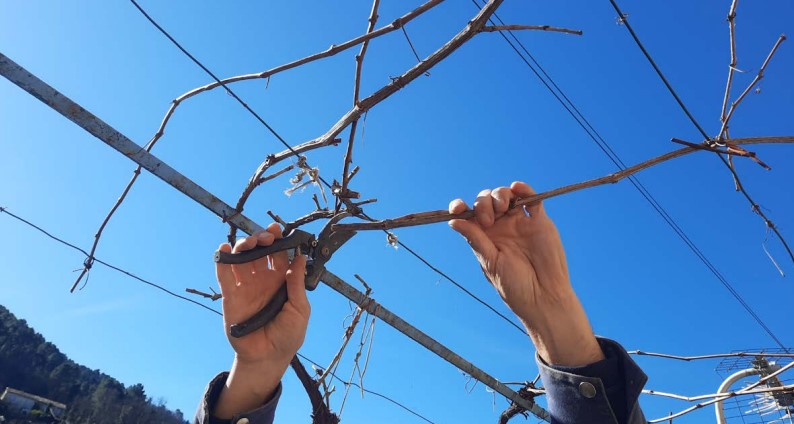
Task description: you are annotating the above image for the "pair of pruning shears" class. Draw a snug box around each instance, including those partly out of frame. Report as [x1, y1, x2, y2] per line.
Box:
[213, 213, 356, 338]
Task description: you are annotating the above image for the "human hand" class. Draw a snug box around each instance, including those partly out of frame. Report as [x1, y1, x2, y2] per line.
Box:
[213, 223, 310, 418]
[449, 182, 603, 366]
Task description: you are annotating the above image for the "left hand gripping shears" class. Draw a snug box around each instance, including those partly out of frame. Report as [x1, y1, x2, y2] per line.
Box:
[213, 214, 356, 338]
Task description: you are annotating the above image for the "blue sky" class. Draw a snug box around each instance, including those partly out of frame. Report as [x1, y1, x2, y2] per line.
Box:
[1, 1, 792, 422]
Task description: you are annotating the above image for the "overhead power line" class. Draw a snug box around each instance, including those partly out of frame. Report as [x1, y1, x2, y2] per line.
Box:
[471, 0, 788, 350]
[603, 0, 790, 350]
[604, 0, 793, 265]
[129, 0, 333, 190]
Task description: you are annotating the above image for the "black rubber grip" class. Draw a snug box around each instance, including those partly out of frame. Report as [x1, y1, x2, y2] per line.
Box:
[229, 284, 288, 338]
[214, 230, 313, 264]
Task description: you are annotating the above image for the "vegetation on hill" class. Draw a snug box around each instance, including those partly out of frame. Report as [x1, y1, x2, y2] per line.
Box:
[0, 305, 189, 424]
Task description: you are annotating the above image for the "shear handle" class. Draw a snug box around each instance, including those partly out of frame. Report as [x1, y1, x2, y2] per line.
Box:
[214, 230, 314, 265]
[229, 284, 288, 338]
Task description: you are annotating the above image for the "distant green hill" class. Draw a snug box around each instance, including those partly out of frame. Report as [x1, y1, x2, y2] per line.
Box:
[0, 305, 189, 424]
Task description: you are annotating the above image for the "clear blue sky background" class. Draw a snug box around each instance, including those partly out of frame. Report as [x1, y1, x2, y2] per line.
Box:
[1, 1, 792, 422]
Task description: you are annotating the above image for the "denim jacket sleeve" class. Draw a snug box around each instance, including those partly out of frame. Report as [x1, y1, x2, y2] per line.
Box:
[537, 337, 647, 424]
[193, 372, 282, 424]
[195, 338, 644, 424]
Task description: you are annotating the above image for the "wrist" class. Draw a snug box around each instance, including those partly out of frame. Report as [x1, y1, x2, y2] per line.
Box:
[520, 293, 604, 367]
[213, 357, 287, 419]
[231, 355, 287, 397]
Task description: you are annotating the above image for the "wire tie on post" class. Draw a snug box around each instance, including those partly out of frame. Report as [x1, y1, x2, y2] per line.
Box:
[707, 137, 726, 148]
[222, 210, 241, 224]
[83, 256, 94, 270]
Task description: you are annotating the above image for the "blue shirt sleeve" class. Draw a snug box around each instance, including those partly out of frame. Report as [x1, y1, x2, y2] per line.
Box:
[536, 337, 647, 424]
[193, 372, 282, 424]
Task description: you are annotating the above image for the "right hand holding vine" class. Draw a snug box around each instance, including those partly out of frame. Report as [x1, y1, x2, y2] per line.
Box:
[449, 181, 604, 366]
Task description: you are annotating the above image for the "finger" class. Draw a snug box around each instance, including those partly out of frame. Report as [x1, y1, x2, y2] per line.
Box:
[448, 198, 470, 215]
[449, 219, 497, 262]
[284, 254, 310, 317]
[267, 222, 289, 272]
[511, 181, 545, 217]
[232, 235, 257, 253]
[215, 243, 236, 296]
[231, 232, 270, 279]
[255, 230, 275, 247]
[267, 222, 284, 239]
[254, 230, 280, 271]
[473, 189, 494, 228]
[491, 186, 513, 220]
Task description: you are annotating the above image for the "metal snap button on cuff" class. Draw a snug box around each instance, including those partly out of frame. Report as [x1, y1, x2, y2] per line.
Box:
[578, 381, 597, 398]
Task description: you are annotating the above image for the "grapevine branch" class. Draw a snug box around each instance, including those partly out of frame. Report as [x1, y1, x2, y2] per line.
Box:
[339, 0, 381, 211]
[498, 383, 543, 424]
[291, 356, 341, 424]
[718, 34, 787, 139]
[142, 0, 451, 245]
[481, 25, 582, 36]
[131, 0, 332, 195]
[270, 0, 509, 164]
[72, 0, 447, 266]
[168, 0, 447, 120]
[185, 287, 222, 301]
[70, 165, 145, 292]
[228, 0, 580, 241]
[609, 0, 792, 273]
[718, 0, 739, 130]
[227, 0, 578, 242]
[332, 137, 794, 233]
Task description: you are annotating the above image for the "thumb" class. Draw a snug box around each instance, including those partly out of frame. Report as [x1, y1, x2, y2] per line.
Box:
[285, 254, 310, 317]
[449, 219, 497, 263]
